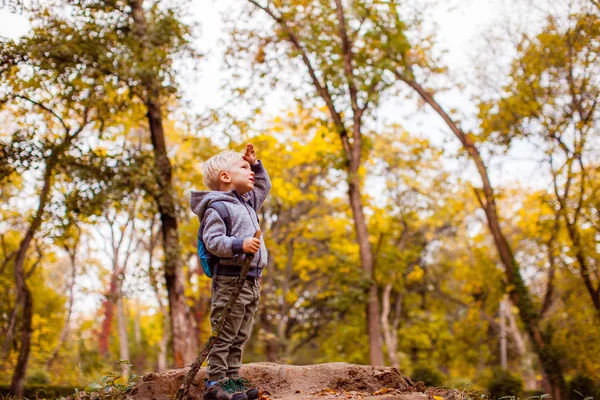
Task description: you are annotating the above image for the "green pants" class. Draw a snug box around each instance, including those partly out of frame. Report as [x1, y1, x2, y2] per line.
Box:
[207, 275, 261, 381]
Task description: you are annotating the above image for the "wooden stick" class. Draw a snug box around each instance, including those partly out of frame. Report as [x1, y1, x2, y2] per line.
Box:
[175, 231, 262, 400]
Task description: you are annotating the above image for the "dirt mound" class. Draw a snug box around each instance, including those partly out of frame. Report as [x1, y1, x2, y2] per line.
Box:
[129, 362, 444, 400]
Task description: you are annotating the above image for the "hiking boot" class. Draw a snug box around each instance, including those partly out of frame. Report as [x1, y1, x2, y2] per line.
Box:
[230, 377, 259, 400]
[204, 378, 248, 400]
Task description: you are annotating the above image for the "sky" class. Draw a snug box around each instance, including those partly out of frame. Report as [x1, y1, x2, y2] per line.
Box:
[174, 0, 546, 188]
[0, 0, 525, 166]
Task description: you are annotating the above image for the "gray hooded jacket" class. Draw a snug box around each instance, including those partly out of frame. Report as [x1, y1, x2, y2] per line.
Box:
[190, 161, 271, 278]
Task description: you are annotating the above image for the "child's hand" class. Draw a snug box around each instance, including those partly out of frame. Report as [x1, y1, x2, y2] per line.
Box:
[242, 237, 261, 254]
[243, 143, 258, 166]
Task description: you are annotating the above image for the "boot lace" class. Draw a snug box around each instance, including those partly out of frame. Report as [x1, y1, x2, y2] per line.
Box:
[233, 377, 253, 391]
[222, 379, 244, 394]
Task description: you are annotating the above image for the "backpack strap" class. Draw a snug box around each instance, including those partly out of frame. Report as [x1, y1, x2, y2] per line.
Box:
[198, 201, 232, 278]
[199, 201, 231, 241]
[209, 202, 231, 277]
[209, 201, 231, 236]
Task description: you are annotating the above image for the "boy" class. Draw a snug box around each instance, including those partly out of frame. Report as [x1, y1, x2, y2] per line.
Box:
[190, 144, 271, 400]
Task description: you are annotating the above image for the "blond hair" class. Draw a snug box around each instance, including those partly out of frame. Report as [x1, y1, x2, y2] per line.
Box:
[202, 150, 244, 190]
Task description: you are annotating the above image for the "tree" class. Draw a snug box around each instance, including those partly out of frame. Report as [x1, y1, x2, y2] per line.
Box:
[128, 0, 198, 365]
[233, 0, 424, 365]
[369, 128, 453, 369]
[45, 224, 81, 370]
[480, 10, 600, 321]
[96, 199, 143, 379]
[2, 0, 201, 367]
[246, 111, 354, 363]
[0, 47, 118, 399]
[357, 5, 574, 396]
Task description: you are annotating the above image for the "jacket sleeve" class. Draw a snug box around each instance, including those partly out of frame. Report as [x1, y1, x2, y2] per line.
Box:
[202, 208, 245, 257]
[247, 160, 272, 211]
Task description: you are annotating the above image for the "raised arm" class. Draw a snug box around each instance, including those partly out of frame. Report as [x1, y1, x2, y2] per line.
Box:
[248, 161, 271, 211]
[243, 143, 272, 211]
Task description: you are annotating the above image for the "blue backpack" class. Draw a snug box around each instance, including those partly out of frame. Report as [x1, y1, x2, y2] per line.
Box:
[198, 202, 231, 278]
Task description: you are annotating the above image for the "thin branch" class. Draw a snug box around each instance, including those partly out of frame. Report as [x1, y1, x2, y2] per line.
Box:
[25, 242, 43, 279]
[247, 0, 353, 161]
[13, 95, 69, 132]
[333, 0, 359, 117]
[1, 251, 16, 275]
[541, 209, 560, 318]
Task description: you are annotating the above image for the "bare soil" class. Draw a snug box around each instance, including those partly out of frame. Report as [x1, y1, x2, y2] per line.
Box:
[129, 362, 463, 400]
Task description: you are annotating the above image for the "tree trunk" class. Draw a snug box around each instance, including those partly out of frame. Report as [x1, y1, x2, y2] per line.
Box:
[150, 264, 170, 372]
[565, 221, 600, 318]
[7, 105, 86, 397]
[551, 156, 600, 320]
[129, 0, 197, 367]
[276, 240, 295, 362]
[334, 0, 385, 365]
[245, 0, 385, 364]
[381, 284, 400, 369]
[401, 77, 567, 398]
[116, 296, 130, 380]
[9, 282, 32, 400]
[99, 276, 118, 356]
[134, 298, 142, 348]
[2, 304, 19, 359]
[46, 247, 77, 369]
[147, 221, 171, 372]
[260, 254, 279, 362]
[506, 299, 538, 391]
[10, 153, 57, 398]
[157, 323, 169, 372]
[348, 175, 385, 366]
[499, 297, 508, 369]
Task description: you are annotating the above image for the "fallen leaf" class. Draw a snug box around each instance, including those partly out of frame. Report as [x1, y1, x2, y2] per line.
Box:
[373, 387, 393, 395]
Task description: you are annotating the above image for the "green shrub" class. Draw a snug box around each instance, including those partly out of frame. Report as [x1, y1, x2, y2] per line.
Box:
[27, 369, 50, 385]
[411, 365, 445, 387]
[0, 385, 78, 399]
[569, 374, 599, 400]
[524, 389, 547, 399]
[487, 369, 523, 400]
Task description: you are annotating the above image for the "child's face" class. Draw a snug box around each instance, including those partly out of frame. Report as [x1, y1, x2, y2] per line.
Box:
[223, 159, 255, 194]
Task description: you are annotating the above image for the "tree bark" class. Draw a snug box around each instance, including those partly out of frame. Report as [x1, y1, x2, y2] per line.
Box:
[400, 76, 567, 398]
[262, 254, 279, 362]
[499, 297, 508, 369]
[46, 244, 78, 369]
[247, 0, 385, 365]
[333, 0, 384, 364]
[99, 275, 118, 356]
[505, 300, 537, 390]
[134, 297, 142, 349]
[9, 119, 81, 398]
[381, 284, 401, 369]
[10, 174, 51, 396]
[2, 303, 19, 359]
[348, 175, 385, 366]
[116, 296, 130, 380]
[550, 150, 600, 320]
[147, 219, 170, 372]
[129, 0, 197, 366]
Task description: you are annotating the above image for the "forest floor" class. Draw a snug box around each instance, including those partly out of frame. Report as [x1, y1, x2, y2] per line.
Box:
[129, 362, 467, 400]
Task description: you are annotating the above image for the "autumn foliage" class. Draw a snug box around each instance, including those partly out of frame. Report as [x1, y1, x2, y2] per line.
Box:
[1, 0, 599, 398]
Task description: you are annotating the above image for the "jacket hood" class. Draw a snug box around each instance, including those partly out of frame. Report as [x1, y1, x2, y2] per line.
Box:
[190, 190, 239, 221]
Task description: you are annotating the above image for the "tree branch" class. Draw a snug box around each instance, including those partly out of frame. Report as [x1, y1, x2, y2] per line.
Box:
[247, 0, 353, 162]
[13, 95, 69, 132]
